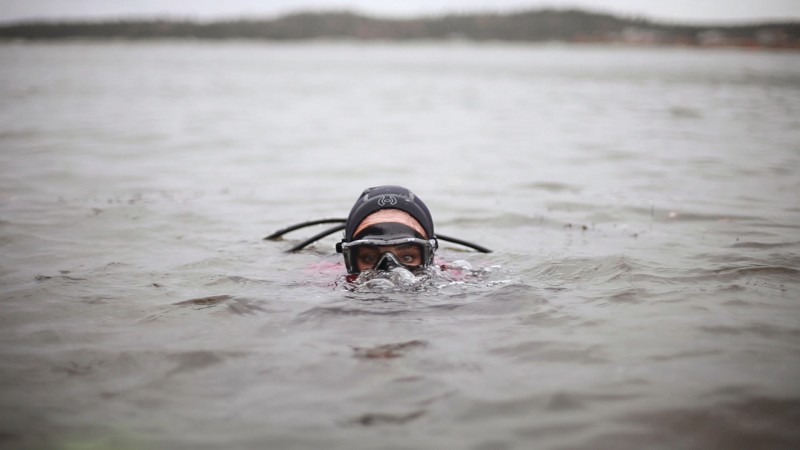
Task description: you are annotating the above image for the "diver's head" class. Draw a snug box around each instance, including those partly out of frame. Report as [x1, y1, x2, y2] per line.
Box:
[336, 186, 437, 274]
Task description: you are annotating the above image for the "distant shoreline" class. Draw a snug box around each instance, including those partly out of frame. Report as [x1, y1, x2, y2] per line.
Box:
[1, 9, 798, 50]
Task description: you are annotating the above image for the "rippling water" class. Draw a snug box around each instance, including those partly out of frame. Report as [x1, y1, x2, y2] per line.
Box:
[1, 41, 799, 449]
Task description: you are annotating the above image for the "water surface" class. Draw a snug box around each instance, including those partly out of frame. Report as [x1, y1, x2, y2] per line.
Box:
[1, 41, 799, 449]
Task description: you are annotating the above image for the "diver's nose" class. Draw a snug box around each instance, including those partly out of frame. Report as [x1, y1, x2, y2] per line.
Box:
[376, 252, 400, 271]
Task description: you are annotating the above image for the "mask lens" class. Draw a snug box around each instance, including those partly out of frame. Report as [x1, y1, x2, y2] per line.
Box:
[354, 242, 426, 271]
[354, 245, 381, 268]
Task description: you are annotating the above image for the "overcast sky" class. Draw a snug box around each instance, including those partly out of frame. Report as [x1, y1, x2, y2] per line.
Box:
[1, 0, 798, 24]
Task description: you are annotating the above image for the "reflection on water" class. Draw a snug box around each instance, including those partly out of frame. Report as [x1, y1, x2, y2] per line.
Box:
[1, 41, 799, 449]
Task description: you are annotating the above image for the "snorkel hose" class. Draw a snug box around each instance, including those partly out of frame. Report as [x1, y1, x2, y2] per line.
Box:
[267, 185, 491, 272]
[264, 218, 491, 254]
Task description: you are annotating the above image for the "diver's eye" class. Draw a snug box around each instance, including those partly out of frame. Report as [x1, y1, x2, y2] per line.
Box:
[360, 254, 377, 264]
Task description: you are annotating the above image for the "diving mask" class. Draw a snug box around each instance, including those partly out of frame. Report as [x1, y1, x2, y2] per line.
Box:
[336, 223, 437, 274]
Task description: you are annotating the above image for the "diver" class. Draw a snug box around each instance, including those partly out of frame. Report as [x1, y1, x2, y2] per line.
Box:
[337, 185, 437, 274]
[265, 185, 491, 275]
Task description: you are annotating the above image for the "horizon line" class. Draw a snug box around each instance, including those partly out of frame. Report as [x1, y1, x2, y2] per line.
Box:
[1, 7, 799, 28]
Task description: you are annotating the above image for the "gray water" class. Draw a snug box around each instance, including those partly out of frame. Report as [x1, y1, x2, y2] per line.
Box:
[1, 40, 799, 449]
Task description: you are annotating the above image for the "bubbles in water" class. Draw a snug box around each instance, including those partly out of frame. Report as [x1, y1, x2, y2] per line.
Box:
[336, 262, 508, 294]
[449, 260, 473, 271]
[351, 267, 423, 292]
[387, 266, 416, 285]
[363, 278, 396, 291]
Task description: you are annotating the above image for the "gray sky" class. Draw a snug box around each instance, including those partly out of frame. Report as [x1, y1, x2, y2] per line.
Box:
[1, 0, 798, 24]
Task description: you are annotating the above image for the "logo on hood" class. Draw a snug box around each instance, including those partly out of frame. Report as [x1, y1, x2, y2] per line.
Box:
[377, 195, 398, 207]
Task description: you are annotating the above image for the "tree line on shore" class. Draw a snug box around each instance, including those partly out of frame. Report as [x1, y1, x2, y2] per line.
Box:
[1, 9, 798, 49]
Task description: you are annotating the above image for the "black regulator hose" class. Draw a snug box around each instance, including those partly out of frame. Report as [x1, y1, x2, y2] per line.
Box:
[265, 218, 492, 253]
